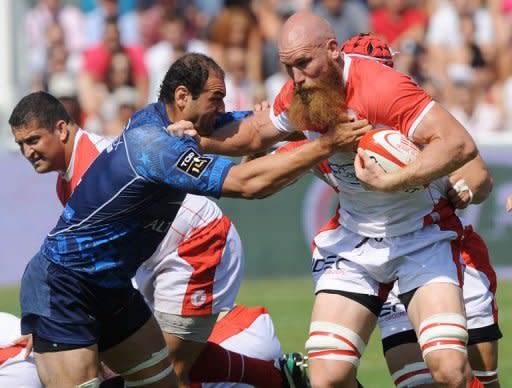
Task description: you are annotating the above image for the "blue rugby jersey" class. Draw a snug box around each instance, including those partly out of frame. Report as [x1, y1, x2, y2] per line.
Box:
[40, 102, 251, 287]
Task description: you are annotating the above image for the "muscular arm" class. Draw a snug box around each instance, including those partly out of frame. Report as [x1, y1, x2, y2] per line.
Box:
[221, 122, 371, 198]
[196, 110, 290, 156]
[356, 104, 478, 192]
[406, 104, 478, 186]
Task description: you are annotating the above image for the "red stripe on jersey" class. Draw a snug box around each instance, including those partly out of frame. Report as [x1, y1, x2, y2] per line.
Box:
[208, 305, 268, 345]
[178, 216, 232, 316]
[394, 368, 430, 386]
[461, 226, 498, 322]
[0, 344, 25, 366]
[309, 330, 360, 356]
[56, 133, 102, 205]
[272, 79, 294, 116]
[311, 205, 341, 253]
[422, 198, 456, 229]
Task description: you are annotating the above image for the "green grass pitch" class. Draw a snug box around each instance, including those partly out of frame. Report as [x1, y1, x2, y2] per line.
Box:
[1, 278, 510, 387]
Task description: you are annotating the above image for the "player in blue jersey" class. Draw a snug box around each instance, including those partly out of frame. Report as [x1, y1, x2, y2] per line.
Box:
[10, 53, 371, 388]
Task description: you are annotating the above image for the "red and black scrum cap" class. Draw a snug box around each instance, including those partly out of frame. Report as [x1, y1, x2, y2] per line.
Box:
[341, 33, 394, 68]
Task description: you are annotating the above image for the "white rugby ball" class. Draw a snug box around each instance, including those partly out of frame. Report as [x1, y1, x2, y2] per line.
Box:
[358, 129, 420, 173]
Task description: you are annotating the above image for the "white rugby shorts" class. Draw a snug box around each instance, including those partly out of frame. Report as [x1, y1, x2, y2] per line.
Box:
[312, 224, 461, 299]
[378, 227, 499, 340]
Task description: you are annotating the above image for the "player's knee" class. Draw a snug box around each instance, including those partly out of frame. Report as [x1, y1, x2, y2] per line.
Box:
[305, 321, 366, 367]
[391, 362, 433, 387]
[418, 313, 469, 385]
[429, 363, 466, 387]
[120, 347, 175, 387]
[305, 321, 363, 386]
[418, 313, 468, 358]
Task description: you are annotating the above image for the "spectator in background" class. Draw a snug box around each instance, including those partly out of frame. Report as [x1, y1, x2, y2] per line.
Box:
[48, 72, 85, 129]
[264, 64, 289, 105]
[370, 0, 428, 48]
[145, 11, 209, 102]
[26, 0, 84, 78]
[209, 4, 264, 84]
[443, 63, 503, 141]
[224, 47, 264, 111]
[133, 0, 196, 48]
[251, 1, 313, 81]
[425, 0, 496, 77]
[507, 195, 512, 211]
[78, 16, 148, 130]
[84, 0, 141, 47]
[312, 0, 369, 43]
[31, 21, 83, 92]
[103, 86, 138, 138]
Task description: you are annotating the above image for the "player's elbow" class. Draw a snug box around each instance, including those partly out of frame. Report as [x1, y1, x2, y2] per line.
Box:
[453, 138, 478, 167]
[462, 140, 478, 164]
[472, 173, 494, 204]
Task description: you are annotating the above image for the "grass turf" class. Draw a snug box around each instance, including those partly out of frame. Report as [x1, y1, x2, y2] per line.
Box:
[1, 278, 510, 386]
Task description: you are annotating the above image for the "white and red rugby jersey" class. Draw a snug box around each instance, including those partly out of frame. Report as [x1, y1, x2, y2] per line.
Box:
[56, 128, 110, 205]
[270, 55, 448, 238]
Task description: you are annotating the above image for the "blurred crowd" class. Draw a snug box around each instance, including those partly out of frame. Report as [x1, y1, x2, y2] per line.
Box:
[26, 0, 512, 142]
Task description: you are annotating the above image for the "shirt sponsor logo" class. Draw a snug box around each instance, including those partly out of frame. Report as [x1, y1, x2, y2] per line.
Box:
[191, 290, 207, 306]
[379, 301, 406, 319]
[177, 149, 212, 178]
[144, 219, 173, 233]
[312, 255, 348, 275]
[329, 162, 360, 185]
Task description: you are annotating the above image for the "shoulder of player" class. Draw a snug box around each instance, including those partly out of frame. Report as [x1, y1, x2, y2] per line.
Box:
[348, 57, 402, 81]
[273, 79, 295, 114]
[347, 57, 420, 98]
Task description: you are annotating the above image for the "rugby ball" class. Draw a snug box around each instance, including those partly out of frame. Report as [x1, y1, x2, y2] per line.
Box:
[358, 129, 420, 173]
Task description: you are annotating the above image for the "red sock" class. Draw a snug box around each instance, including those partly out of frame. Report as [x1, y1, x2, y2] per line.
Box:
[468, 375, 484, 388]
[188, 341, 283, 387]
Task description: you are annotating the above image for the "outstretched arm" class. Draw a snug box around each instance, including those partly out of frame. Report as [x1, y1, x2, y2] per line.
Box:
[221, 120, 372, 198]
[169, 111, 371, 157]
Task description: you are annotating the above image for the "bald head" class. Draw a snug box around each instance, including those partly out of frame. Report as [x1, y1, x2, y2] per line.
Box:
[279, 11, 336, 50]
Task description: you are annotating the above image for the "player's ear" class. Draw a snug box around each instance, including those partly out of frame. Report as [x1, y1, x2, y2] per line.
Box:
[327, 39, 340, 60]
[175, 85, 191, 110]
[55, 120, 69, 142]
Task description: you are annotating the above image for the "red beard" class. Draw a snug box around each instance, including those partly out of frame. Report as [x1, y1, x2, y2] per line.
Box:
[288, 60, 349, 133]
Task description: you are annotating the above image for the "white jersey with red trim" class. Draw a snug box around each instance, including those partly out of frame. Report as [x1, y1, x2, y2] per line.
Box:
[0, 312, 42, 387]
[270, 55, 448, 238]
[134, 194, 243, 316]
[141, 194, 224, 268]
[56, 128, 110, 205]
